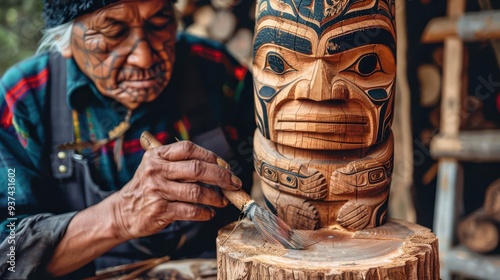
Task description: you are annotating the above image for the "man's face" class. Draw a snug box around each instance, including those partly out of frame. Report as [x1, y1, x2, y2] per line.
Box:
[66, 0, 177, 109]
[253, 0, 396, 150]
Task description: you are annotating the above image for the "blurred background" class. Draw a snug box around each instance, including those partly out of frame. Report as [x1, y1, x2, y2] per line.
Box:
[1, 0, 500, 278]
[0, 0, 43, 75]
[0, 0, 256, 75]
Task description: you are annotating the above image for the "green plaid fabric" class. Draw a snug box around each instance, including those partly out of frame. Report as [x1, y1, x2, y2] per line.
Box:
[0, 32, 255, 227]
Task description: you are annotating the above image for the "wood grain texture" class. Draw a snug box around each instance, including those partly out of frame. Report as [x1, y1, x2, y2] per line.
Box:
[251, 0, 396, 230]
[254, 129, 392, 230]
[217, 219, 439, 279]
[252, 0, 396, 151]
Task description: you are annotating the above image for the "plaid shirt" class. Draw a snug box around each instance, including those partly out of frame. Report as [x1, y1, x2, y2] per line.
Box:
[0, 33, 255, 278]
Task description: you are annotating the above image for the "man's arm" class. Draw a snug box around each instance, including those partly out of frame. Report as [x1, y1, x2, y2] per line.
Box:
[0, 120, 84, 278]
[0, 213, 76, 278]
[0, 60, 78, 278]
[45, 197, 126, 276]
[46, 141, 242, 277]
[0, 63, 127, 277]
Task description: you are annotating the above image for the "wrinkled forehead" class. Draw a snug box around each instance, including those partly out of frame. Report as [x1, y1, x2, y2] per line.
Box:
[254, 0, 396, 57]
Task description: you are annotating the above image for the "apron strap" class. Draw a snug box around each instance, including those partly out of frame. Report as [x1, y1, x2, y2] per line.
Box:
[49, 51, 74, 179]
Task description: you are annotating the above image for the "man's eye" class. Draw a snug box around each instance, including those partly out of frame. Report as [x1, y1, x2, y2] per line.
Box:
[102, 24, 127, 38]
[349, 53, 382, 76]
[107, 29, 126, 38]
[147, 18, 172, 30]
[264, 52, 295, 75]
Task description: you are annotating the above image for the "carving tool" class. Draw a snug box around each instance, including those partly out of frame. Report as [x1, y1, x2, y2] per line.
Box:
[139, 131, 305, 250]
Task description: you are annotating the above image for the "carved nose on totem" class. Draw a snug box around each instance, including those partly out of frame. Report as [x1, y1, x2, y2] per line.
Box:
[330, 80, 350, 100]
[301, 61, 349, 101]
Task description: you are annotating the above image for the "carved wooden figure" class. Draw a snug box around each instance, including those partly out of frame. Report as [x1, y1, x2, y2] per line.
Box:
[217, 2, 439, 278]
[252, 0, 396, 231]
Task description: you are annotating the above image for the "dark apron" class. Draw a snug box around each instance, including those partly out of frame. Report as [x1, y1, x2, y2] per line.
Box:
[47, 52, 238, 277]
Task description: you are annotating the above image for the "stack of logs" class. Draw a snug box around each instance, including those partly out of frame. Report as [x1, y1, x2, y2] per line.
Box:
[458, 179, 500, 254]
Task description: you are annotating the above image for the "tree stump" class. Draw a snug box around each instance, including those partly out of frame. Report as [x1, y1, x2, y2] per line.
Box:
[217, 219, 439, 279]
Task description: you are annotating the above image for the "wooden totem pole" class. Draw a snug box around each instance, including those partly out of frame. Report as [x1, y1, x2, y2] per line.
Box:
[217, 0, 439, 278]
[251, 0, 396, 231]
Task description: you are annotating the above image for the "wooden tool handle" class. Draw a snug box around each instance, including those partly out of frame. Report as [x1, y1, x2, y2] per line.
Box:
[139, 131, 251, 211]
[140, 131, 163, 150]
[221, 187, 252, 211]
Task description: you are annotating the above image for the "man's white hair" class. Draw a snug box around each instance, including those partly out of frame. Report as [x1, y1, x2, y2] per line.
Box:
[36, 21, 74, 54]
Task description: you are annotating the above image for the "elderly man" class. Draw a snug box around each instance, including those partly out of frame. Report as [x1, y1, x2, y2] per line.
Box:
[0, 0, 254, 278]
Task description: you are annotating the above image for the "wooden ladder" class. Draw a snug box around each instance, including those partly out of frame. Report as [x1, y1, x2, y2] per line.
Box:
[422, 0, 500, 279]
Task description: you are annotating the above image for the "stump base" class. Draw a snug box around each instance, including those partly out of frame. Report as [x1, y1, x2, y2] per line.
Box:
[217, 219, 439, 279]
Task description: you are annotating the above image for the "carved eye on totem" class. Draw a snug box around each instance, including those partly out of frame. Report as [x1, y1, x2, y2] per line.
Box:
[264, 52, 295, 75]
[347, 53, 382, 77]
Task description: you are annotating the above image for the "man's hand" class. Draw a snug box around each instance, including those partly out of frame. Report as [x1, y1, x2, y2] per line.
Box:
[109, 141, 242, 240]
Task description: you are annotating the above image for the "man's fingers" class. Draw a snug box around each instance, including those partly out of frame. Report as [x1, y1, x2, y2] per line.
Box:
[156, 182, 228, 207]
[163, 202, 216, 222]
[154, 141, 218, 163]
[158, 159, 242, 190]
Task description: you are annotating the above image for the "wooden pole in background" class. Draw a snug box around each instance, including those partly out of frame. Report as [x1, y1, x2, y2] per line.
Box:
[433, 0, 466, 279]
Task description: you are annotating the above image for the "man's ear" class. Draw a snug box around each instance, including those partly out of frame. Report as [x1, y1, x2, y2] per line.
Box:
[61, 47, 72, 58]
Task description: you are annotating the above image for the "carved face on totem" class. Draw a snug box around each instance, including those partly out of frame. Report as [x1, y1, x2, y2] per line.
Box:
[253, 0, 396, 150]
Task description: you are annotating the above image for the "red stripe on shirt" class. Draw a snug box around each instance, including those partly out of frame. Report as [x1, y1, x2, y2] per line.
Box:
[5, 68, 49, 109]
[190, 45, 248, 81]
[191, 45, 224, 63]
[234, 66, 247, 81]
[102, 131, 170, 155]
[0, 105, 12, 129]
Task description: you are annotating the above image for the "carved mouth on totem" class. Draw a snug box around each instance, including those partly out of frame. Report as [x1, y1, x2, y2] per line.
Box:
[275, 100, 370, 139]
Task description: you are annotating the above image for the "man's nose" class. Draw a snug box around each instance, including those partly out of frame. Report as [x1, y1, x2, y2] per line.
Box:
[294, 60, 349, 101]
[127, 38, 155, 69]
